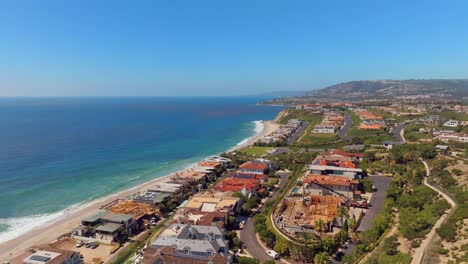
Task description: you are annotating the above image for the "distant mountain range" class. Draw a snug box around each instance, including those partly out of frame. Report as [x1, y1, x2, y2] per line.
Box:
[308, 79, 468, 99]
[264, 79, 468, 103]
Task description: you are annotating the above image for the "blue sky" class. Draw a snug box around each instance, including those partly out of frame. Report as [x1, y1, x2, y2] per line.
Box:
[1, 0, 467, 96]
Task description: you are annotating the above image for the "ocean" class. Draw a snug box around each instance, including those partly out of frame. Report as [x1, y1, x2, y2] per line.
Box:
[0, 96, 283, 243]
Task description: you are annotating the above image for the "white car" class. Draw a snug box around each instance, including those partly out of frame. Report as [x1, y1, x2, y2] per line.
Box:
[75, 241, 84, 248]
[266, 250, 279, 259]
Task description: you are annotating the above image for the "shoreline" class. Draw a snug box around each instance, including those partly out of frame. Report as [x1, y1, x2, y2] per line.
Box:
[0, 119, 280, 261]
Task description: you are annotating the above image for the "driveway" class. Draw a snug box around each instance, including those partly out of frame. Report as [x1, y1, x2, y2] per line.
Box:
[331, 175, 391, 263]
[240, 171, 291, 262]
[357, 175, 392, 232]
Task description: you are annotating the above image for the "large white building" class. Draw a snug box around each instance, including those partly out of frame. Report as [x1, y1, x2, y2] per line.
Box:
[313, 125, 335, 134]
[444, 120, 460, 127]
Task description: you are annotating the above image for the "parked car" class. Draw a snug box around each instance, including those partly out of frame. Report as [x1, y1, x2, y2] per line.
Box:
[266, 250, 279, 259]
[90, 242, 99, 249]
[85, 242, 92, 248]
[75, 241, 84, 248]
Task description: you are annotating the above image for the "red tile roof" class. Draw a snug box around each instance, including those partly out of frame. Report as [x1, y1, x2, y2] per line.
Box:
[303, 174, 359, 187]
[216, 177, 259, 192]
[239, 162, 268, 171]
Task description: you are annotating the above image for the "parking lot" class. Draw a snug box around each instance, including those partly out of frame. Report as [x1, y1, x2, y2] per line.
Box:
[54, 238, 113, 264]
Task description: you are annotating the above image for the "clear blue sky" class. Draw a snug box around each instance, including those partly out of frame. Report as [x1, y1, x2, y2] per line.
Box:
[1, 0, 467, 96]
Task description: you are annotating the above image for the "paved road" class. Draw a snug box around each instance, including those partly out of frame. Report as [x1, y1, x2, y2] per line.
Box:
[412, 161, 457, 264]
[390, 121, 412, 143]
[287, 122, 309, 144]
[240, 171, 291, 262]
[357, 175, 392, 232]
[337, 111, 352, 141]
[331, 175, 392, 263]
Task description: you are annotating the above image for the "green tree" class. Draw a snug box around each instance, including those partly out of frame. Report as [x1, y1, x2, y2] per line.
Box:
[436, 223, 457, 242]
[315, 219, 326, 239]
[238, 257, 260, 264]
[314, 252, 331, 264]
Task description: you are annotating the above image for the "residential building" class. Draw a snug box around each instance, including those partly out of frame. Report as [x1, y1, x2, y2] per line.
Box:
[79, 211, 135, 242]
[10, 246, 83, 264]
[444, 120, 459, 127]
[239, 161, 269, 174]
[306, 164, 363, 179]
[313, 125, 335, 133]
[143, 246, 229, 264]
[183, 195, 240, 215]
[303, 174, 359, 200]
[149, 224, 230, 263]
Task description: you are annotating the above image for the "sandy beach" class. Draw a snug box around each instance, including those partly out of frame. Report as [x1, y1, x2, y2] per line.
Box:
[0, 120, 280, 261]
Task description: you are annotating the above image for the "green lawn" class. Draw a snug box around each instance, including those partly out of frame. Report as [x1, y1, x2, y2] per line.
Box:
[239, 146, 273, 155]
[278, 109, 323, 124]
[404, 124, 431, 142]
[368, 108, 412, 122]
[300, 132, 339, 144]
[434, 111, 468, 121]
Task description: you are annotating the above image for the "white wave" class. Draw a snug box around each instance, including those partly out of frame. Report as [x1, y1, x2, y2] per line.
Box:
[236, 138, 249, 146]
[233, 120, 264, 148]
[0, 211, 65, 243]
[0, 120, 268, 244]
[253, 120, 264, 134]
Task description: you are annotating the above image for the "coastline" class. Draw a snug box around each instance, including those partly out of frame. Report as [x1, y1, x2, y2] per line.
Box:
[0, 119, 280, 261]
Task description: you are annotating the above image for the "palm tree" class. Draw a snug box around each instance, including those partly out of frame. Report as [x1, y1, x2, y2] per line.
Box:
[314, 219, 326, 239]
[337, 205, 349, 221]
[314, 252, 331, 264]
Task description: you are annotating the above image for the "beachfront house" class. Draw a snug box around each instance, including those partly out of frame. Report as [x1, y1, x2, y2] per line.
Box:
[150, 224, 230, 261]
[78, 211, 136, 243]
[9, 246, 83, 264]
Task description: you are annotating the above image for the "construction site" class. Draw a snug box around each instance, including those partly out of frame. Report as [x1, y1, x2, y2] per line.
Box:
[101, 199, 157, 223]
[274, 195, 343, 239]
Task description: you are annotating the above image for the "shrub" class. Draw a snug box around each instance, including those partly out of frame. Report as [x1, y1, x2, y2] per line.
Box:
[437, 222, 457, 242]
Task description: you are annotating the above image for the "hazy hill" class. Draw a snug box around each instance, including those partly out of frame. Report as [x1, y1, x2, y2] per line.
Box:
[307, 79, 468, 100]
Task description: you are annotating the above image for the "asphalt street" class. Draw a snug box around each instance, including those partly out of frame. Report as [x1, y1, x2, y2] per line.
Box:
[240, 171, 291, 262]
[337, 111, 352, 141]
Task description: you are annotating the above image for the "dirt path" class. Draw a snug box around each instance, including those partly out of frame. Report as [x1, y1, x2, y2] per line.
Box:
[411, 160, 457, 264]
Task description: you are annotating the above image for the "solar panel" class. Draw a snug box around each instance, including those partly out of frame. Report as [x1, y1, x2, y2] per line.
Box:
[30, 255, 51, 262]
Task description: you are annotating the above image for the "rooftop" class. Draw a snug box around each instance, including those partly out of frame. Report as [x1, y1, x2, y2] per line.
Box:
[215, 177, 259, 192]
[148, 183, 183, 193]
[304, 174, 359, 186]
[184, 195, 239, 212]
[95, 222, 123, 233]
[106, 199, 156, 219]
[10, 246, 80, 264]
[239, 162, 268, 171]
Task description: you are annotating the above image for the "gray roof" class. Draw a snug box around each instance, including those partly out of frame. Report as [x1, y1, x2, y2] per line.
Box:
[102, 213, 133, 223]
[82, 210, 107, 223]
[96, 222, 123, 233]
[152, 236, 224, 254]
[435, 145, 449, 150]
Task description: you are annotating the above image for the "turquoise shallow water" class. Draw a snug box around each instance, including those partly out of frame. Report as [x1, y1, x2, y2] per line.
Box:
[0, 96, 283, 242]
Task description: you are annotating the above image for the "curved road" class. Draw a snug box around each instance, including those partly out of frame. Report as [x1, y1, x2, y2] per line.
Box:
[391, 121, 412, 143]
[411, 160, 456, 264]
[240, 171, 291, 262]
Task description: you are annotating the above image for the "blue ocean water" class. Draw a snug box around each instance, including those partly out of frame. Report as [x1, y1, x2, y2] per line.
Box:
[0, 96, 282, 242]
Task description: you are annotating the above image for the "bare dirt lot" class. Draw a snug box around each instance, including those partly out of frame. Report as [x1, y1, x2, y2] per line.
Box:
[54, 238, 113, 264]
